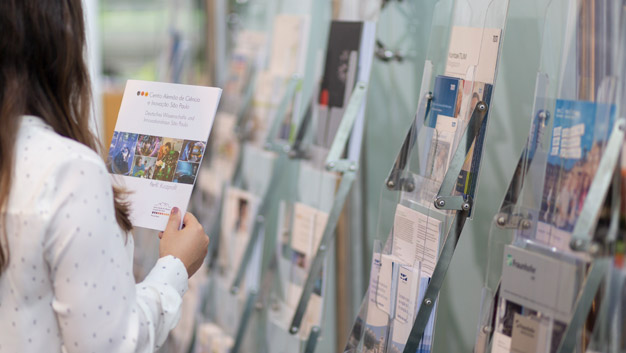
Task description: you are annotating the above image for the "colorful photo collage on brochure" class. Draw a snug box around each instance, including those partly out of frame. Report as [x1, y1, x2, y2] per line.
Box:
[107, 131, 206, 185]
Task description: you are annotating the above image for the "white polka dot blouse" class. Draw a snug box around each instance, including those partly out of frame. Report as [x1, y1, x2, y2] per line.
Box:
[0, 116, 189, 353]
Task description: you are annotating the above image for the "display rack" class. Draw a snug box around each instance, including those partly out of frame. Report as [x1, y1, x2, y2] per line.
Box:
[227, 17, 376, 352]
[474, 0, 626, 352]
[342, 0, 511, 351]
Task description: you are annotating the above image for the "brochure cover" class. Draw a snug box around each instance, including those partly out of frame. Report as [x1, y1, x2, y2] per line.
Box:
[444, 26, 501, 84]
[491, 245, 579, 353]
[427, 75, 463, 128]
[536, 99, 615, 251]
[316, 21, 375, 148]
[107, 80, 221, 231]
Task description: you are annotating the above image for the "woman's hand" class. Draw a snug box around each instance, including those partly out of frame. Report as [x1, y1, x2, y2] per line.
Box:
[159, 208, 209, 278]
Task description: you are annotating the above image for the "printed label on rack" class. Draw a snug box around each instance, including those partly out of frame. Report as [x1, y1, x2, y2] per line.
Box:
[392, 204, 441, 277]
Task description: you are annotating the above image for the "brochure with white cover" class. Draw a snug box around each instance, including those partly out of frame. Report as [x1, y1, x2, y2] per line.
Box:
[107, 80, 221, 230]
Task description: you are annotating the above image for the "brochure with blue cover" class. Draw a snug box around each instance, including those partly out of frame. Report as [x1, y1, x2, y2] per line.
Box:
[427, 75, 463, 128]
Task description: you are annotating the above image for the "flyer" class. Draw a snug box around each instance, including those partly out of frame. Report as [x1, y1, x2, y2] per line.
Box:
[107, 80, 222, 230]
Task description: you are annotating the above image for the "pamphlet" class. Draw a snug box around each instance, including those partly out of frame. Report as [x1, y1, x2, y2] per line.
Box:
[537, 99, 615, 252]
[491, 245, 580, 353]
[107, 80, 221, 230]
[364, 252, 391, 352]
[290, 202, 329, 270]
[391, 204, 442, 277]
[218, 187, 259, 282]
[429, 76, 463, 127]
[390, 265, 420, 352]
[445, 26, 502, 84]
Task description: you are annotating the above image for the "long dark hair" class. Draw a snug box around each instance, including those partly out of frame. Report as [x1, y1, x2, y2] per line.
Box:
[0, 0, 133, 271]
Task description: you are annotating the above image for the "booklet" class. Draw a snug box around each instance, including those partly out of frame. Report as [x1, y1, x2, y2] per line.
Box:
[107, 80, 222, 231]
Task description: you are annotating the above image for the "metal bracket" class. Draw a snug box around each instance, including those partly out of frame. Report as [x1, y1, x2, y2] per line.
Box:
[402, 209, 469, 353]
[303, 326, 322, 353]
[324, 82, 368, 170]
[437, 101, 489, 198]
[494, 212, 532, 230]
[230, 153, 289, 294]
[231, 290, 258, 353]
[402, 101, 489, 352]
[264, 75, 301, 149]
[386, 92, 433, 191]
[234, 67, 260, 130]
[289, 169, 357, 334]
[569, 118, 625, 252]
[434, 195, 472, 211]
[555, 258, 611, 353]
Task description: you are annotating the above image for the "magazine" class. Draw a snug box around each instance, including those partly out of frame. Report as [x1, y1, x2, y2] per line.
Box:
[107, 80, 221, 230]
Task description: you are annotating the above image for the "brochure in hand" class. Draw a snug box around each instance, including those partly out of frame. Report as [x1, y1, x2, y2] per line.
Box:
[107, 80, 222, 231]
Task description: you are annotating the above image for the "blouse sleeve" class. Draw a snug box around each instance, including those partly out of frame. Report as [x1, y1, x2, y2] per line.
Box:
[43, 155, 188, 353]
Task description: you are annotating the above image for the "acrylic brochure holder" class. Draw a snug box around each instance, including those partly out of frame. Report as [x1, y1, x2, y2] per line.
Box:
[342, 0, 511, 351]
[238, 29, 375, 352]
[474, 0, 626, 352]
[204, 16, 374, 353]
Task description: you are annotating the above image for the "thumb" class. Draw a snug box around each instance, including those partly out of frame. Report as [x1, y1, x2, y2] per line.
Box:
[164, 207, 181, 233]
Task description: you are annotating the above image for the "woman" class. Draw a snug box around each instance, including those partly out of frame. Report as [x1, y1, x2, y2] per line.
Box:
[0, 1, 210, 353]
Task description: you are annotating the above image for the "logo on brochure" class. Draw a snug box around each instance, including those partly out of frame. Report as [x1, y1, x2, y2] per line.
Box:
[151, 202, 172, 218]
[506, 254, 536, 275]
[399, 272, 408, 283]
[137, 91, 150, 97]
[373, 258, 382, 268]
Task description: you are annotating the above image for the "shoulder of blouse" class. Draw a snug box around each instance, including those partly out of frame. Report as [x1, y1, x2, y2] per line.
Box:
[18, 115, 108, 171]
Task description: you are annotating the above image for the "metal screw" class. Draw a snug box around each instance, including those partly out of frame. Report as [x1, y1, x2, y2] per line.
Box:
[319, 244, 326, 252]
[482, 325, 493, 334]
[570, 239, 584, 251]
[538, 111, 548, 120]
[589, 242, 600, 255]
[349, 164, 357, 172]
[435, 198, 445, 208]
[230, 287, 239, 295]
[425, 92, 433, 100]
[521, 219, 531, 230]
[496, 216, 506, 226]
[405, 181, 415, 192]
[478, 103, 487, 111]
[462, 203, 471, 212]
[387, 179, 396, 189]
[424, 298, 433, 306]
[326, 162, 335, 171]
[289, 326, 299, 334]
